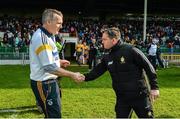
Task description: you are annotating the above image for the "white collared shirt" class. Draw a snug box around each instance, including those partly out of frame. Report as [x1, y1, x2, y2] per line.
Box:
[29, 28, 60, 81]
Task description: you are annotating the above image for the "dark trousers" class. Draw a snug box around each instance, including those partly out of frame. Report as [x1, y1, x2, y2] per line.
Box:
[148, 55, 157, 70]
[31, 79, 61, 118]
[88, 56, 96, 69]
[76, 52, 82, 65]
[157, 54, 164, 68]
[115, 95, 153, 118]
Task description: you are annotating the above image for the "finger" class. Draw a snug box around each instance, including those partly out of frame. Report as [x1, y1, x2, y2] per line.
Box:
[76, 75, 82, 80]
[64, 62, 70, 65]
[80, 75, 85, 79]
[152, 96, 155, 102]
[75, 79, 83, 83]
[79, 76, 84, 81]
[80, 77, 85, 81]
[154, 94, 159, 100]
[150, 95, 154, 103]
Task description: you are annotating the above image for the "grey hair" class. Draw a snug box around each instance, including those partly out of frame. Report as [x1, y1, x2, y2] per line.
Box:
[42, 9, 63, 24]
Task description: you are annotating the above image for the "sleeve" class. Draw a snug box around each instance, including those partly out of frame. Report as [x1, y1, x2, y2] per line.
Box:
[84, 57, 107, 81]
[43, 63, 59, 73]
[33, 34, 54, 66]
[132, 47, 159, 90]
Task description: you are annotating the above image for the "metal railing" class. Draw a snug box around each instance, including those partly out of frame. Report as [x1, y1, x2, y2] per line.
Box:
[0, 52, 29, 65]
[1, 52, 180, 65]
[161, 54, 180, 64]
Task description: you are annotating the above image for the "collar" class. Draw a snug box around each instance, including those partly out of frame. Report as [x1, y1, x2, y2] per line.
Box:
[40, 26, 53, 37]
[110, 40, 121, 52]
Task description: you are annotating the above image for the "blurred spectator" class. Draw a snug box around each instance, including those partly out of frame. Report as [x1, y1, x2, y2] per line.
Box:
[82, 41, 89, 64]
[3, 32, 8, 46]
[88, 38, 97, 70]
[156, 44, 164, 68]
[147, 38, 157, 70]
[75, 40, 83, 65]
[167, 41, 174, 54]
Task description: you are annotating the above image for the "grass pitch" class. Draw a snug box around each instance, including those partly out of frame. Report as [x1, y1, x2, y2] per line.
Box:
[0, 65, 180, 118]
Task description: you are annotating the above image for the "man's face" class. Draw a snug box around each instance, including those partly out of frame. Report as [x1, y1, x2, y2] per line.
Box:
[48, 14, 63, 35]
[102, 33, 114, 49]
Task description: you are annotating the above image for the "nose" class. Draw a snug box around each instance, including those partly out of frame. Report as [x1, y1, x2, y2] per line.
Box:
[102, 40, 104, 44]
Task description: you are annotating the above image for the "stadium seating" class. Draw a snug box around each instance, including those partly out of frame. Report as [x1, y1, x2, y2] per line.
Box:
[0, 46, 14, 52]
[0, 46, 29, 53]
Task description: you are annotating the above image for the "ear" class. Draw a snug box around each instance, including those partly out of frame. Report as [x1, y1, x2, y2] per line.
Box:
[47, 20, 51, 25]
[112, 38, 118, 45]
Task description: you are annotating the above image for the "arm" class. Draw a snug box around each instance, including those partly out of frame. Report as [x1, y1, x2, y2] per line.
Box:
[84, 57, 107, 81]
[132, 47, 159, 101]
[43, 63, 84, 82]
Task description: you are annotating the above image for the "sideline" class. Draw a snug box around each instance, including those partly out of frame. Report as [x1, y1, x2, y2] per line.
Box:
[0, 106, 37, 113]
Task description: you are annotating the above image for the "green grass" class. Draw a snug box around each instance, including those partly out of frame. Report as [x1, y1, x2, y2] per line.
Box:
[0, 65, 180, 118]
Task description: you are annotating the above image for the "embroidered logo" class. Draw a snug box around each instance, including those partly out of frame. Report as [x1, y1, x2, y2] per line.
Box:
[47, 99, 53, 106]
[120, 56, 125, 64]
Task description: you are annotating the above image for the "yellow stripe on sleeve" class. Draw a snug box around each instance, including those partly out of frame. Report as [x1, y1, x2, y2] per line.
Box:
[35, 44, 52, 55]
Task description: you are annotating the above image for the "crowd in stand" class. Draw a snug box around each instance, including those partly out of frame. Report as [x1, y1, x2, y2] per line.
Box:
[1, 15, 180, 57]
[0, 16, 41, 50]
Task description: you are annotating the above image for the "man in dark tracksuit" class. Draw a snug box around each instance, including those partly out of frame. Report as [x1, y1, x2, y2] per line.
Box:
[84, 27, 160, 118]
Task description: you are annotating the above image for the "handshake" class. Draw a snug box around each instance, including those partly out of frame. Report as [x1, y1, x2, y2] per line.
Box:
[60, 60, 85, 82]
[72, 72, 85, 83]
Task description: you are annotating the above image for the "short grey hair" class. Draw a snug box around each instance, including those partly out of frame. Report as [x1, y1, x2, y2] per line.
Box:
[42, 9, 63, 24]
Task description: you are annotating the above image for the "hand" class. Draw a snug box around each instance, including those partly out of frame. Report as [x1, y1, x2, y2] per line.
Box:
[73, 72, 85, 83]
[60, 60, 70, 68]
[150, 90, 160, 102]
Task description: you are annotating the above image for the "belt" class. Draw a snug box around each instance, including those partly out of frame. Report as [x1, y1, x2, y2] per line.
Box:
[43, 79, 57, 84]
[31, 79, 57, 84]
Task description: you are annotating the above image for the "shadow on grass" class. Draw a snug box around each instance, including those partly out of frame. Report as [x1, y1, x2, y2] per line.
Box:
[0, 105, 36, 112]
[157, 114, 175, 118]
[0, 105, 41, 117]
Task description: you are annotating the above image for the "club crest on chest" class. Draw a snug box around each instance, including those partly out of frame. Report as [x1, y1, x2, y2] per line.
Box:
[120, 56, 125, 64]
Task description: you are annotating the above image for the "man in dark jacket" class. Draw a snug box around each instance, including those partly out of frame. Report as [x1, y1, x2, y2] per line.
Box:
[83, 27, 159, 118]
[88, 38, 97, 70]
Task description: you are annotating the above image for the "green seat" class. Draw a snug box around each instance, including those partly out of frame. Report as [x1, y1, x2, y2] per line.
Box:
[19, 46, 29, 53]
